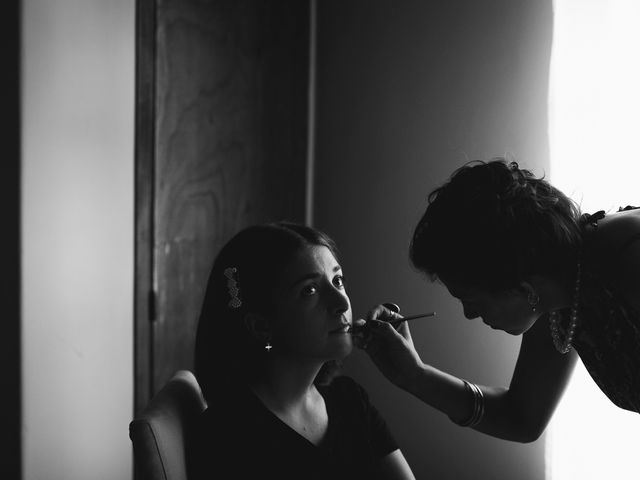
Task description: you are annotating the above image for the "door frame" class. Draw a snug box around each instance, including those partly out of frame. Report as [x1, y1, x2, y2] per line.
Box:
[134, 0, 156, 414]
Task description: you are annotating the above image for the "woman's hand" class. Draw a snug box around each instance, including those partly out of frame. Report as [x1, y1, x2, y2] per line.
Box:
[354, 304, 425, 390]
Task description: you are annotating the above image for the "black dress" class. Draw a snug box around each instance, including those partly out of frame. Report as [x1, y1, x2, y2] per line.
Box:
[569, 206, 640, 412]
[190, 375, 399, 480]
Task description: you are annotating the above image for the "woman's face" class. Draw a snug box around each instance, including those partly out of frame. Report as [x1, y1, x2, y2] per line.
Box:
[272, 245, 353, 359]
[442, 279, 540, 335]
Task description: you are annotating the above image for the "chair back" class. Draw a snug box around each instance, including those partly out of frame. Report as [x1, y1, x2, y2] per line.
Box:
[129, 370, 207, 480]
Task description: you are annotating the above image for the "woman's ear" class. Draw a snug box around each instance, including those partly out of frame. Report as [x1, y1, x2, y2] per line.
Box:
[518, 281, 537, 296]
[519, 280, 541, 311]
[519, 275, 548, 297]
[243, 312, 271, 343]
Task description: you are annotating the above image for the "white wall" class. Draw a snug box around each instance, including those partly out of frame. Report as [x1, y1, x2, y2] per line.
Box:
[547, 1, 640, 478]
[314, 1, 552, 479]
[21, 1, 134, 479]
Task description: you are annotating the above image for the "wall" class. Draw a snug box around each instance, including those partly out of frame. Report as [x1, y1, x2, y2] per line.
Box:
[314, 1, 552, 479]
[21, 1, 134, 479]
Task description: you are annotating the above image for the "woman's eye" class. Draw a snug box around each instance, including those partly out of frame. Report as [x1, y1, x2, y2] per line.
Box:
[301, 284, 318, 296]
[333, 275, 345, 288]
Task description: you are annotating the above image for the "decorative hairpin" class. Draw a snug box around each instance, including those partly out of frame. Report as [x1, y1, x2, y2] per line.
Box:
[224, 267, 242, 309]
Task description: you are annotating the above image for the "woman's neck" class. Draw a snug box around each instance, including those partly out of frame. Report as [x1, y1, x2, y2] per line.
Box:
[251, 361, 329, 445]
[251, 357, 323, 412]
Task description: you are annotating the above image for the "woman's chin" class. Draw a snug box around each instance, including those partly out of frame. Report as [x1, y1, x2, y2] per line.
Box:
[326, 334, 353, 358]
[488, 324, 525, 336]
[504, 328, 523, 335]
[505, 323, 535, 336]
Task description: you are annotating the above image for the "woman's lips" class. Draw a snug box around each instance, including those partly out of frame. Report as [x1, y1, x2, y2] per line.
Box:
[330, 325, 351, 334]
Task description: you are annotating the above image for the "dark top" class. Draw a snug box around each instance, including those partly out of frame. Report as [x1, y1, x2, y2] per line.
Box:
[569, 206, 640, 412]
[190, 375, 399, 480]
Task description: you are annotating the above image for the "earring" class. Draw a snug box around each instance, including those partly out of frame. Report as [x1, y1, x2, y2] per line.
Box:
[264, 342, 272, 352]
[527, 291, 540, 312]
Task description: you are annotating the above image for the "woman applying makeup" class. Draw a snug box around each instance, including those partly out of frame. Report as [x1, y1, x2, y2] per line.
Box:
[357, 159, 640, 442]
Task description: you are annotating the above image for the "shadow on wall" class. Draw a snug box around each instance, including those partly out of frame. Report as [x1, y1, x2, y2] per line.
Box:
[314, 1, 552, 479]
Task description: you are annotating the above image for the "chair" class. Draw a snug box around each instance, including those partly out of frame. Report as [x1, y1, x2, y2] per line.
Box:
[129, 370, 207, 480]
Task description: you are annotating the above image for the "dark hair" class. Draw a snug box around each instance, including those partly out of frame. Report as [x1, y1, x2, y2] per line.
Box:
[195, 221, 343, 402]
[409, 158, 583, 292]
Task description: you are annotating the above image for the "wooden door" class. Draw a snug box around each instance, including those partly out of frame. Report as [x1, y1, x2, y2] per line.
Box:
[3, 1, 21, 476]
[135, 0, 311, 412]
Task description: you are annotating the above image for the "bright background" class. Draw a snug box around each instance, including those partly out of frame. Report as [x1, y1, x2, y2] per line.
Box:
[21, 1, 134, 479]
[547, 0, 640, 478]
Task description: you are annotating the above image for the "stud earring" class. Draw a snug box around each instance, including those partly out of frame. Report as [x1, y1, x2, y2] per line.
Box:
[527, 291, 540, 312]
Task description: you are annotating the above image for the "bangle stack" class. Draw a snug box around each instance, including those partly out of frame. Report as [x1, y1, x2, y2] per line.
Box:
[450, 379, 484, 427]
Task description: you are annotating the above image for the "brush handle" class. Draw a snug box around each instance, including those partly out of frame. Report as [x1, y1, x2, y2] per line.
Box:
[348, 304, 435, 334]
[389, 311, 436, 326]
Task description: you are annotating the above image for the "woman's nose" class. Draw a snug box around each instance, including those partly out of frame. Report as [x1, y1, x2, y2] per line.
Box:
[463, 305, 479, 320]
[329, 286, 350, 314]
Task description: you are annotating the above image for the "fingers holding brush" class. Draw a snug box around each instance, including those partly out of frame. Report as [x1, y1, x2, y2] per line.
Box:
[380, 302, 436, 329]
[351, 302, 436, 350]
[355, 304, 426, 388]
[350, 303, 398, 349]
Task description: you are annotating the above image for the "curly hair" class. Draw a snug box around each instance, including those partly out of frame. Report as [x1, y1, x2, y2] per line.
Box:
[195, 221, 343, 403]
[409, 158, 583, 292]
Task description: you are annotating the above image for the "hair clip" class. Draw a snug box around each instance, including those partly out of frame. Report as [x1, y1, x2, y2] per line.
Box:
[224, 267, 242, 309]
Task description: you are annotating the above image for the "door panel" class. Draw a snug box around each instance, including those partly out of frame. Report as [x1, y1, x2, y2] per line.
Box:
[135, 0, 310, 412]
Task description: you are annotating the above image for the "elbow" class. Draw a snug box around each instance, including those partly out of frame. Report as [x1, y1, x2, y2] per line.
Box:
[507, 416, 549, 443]
[498, 392, 552, 443]
[515, 427, 544, 444]
[491, 403, 549, 443]
[496, 425, 544, 444]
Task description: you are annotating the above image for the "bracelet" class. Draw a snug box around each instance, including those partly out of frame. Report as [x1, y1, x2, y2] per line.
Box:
[450, 379, 484, 427]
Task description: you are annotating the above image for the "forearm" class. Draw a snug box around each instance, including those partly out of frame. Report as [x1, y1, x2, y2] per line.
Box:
[403, 363, 544, 443]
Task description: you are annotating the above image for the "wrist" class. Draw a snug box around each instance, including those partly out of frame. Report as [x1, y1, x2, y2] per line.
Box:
[448, 380, 485, 427]
[400, 360, 430, 394]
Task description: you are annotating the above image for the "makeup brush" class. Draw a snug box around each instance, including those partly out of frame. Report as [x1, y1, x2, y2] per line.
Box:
[348, 303, 436, 333]
[383, 302, 436, 326]
[387, 311, 437, 326]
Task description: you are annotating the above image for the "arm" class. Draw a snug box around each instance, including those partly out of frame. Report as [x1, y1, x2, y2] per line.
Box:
[360, 307, 578, 443]
[612, 211, 640, 312]
[475, 316, 578, 441]
[621, 237, 640, 311]
[590, 207, 640, 311]
[377, 449, 416, 480]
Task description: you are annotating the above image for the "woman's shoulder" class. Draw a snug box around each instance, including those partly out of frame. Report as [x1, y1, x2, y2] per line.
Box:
[583, 207, 640, 263]
[584, 207, 640, 254]
[199, 386, 258, 423]
[325, 374, 362, 393]
[322, 375, 370, 404]
[584, 206, 640, 310]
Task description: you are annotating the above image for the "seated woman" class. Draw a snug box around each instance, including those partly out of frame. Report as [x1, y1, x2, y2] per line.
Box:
[191, 221, 415, 480]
